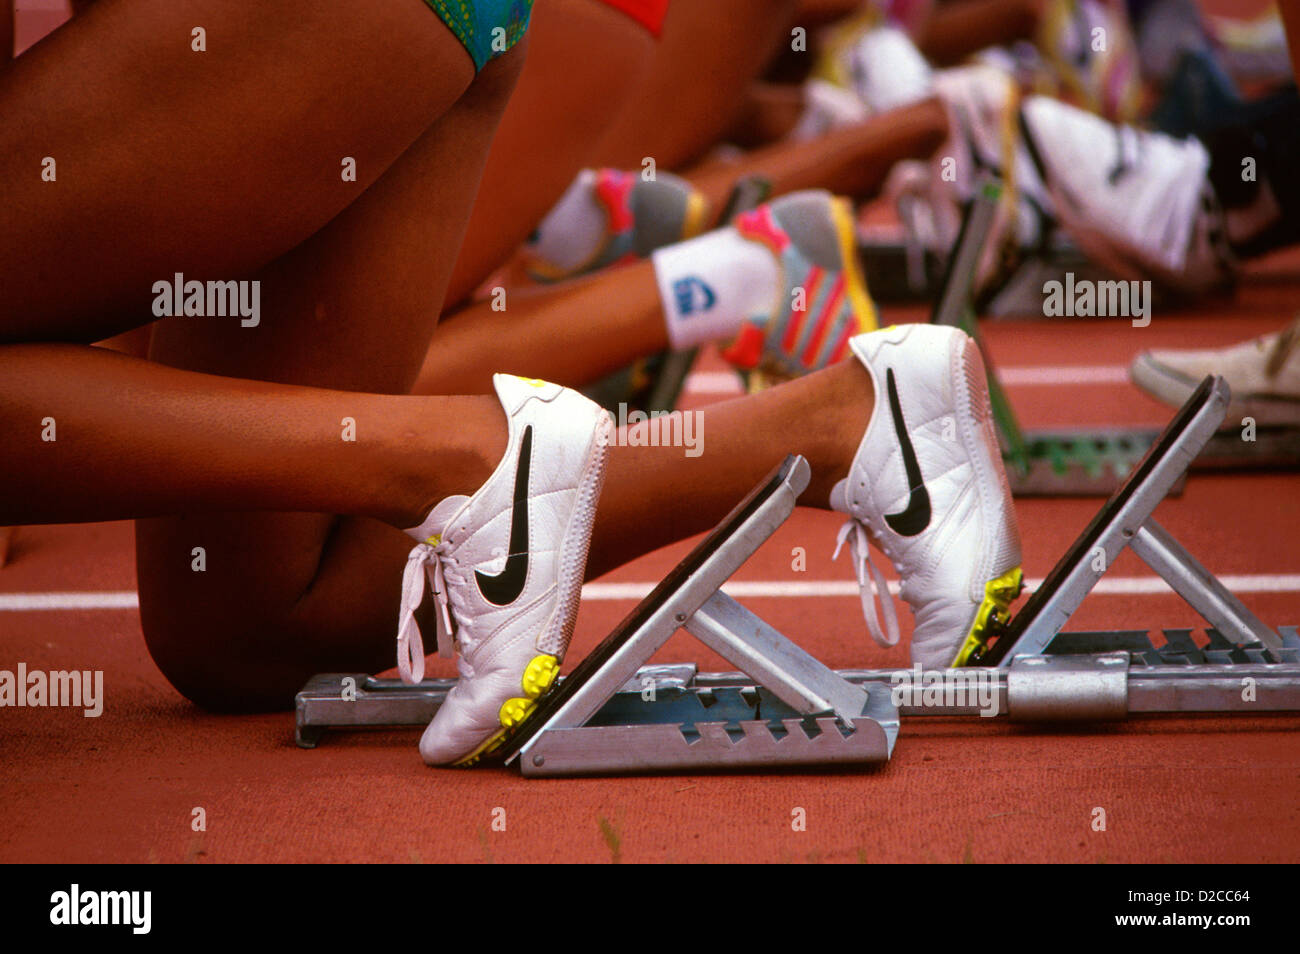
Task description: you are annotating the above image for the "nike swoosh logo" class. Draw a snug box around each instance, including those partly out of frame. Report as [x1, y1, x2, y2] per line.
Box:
[883, 368, 931, 537]
[475, 425, 532, 606]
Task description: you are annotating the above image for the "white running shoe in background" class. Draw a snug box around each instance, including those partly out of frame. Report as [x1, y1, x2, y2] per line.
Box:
[1131, 318, 1300, 428]
[1020, 94, 1234, 293]
[842, 25, 935, 115]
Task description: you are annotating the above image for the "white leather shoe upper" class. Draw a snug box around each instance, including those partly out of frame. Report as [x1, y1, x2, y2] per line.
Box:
[397, 374, 612, 764]
[831, 324, 1021, 668]
[1020, 94, 1212, 283]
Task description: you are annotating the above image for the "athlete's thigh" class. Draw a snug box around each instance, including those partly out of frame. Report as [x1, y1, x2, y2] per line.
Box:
[0, 0, 475, 344]
[594, 0, 798, 171]
[444, 0, 654, 308]
[135, 53, 526, 669]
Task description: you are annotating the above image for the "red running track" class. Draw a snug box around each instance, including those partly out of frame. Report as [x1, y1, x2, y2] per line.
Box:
[2, 250, 1299, 863]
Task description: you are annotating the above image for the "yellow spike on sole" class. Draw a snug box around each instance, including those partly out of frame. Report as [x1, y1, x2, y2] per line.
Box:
[451, 653, 561, 768]
[950, 566, 1024, 668]
[520, 654, 560, 697]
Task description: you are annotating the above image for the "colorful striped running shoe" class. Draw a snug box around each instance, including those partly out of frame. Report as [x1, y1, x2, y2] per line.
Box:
[719, 190, 879, 385]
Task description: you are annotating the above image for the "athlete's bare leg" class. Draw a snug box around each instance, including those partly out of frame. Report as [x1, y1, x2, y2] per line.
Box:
[442, 0, 654, 309]
[916, 0, 1045, 66]
[1, 0, 12, 62]
[0, 0, 477, 343]
[134, 53, 528, 710]
[414, 101, 946, 396]
[417, 263, 668, 395]
[685, 98, 948, 225]
[0, 2, 509, 707]
[589, 354, 874, 576]
[594, 0, 800, 171]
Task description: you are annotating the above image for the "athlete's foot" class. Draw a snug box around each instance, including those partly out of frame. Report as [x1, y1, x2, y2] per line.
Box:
[395, 374, 613, 765]
[1019, 94, 1236, 294]
[717, 191, 880, 384]
[829, 324, 1023, 668]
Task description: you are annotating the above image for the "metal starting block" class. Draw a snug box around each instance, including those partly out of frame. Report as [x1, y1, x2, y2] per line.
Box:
[296, 375, 1299, 774]
[300, 456, 902, 773]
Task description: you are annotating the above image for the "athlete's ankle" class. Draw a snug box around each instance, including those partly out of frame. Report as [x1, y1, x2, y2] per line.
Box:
[385, 396, 507, 529]
[775, 358, 875, 508]
[822, 358, 875, 505]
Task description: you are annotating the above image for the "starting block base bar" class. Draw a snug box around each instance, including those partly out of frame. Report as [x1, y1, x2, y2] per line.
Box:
[297, 626, 1300, 752]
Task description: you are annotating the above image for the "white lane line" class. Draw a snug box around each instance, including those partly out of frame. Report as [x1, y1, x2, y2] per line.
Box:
[0, 590, 142, 613]
[5, 575, 1297, 611]
[0, 591, 140, 610]
[998, 365, 1130, 386]
[681, 364, 1129, 397]
[683, 371, 743, 395]
[584, 575, 1300, 600]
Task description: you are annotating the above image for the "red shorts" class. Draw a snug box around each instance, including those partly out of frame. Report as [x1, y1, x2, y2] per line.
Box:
[597, 0, 669, 37]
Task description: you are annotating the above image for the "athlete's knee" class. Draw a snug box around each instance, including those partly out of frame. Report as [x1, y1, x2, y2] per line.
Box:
[139, 597, 301, 713]
[136, 561, 304, 712]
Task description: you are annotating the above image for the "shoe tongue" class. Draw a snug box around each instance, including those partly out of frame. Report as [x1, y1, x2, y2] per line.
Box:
[404, 495, 471, 543]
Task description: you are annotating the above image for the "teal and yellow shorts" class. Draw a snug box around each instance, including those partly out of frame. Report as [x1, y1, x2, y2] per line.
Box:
[424, 0, 534, 72]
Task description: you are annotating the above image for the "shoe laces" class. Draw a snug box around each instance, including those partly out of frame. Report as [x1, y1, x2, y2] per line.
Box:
[832, 519, 901, 648]
[1266, 314, 1300, 377]
[396, 539, 474, 684]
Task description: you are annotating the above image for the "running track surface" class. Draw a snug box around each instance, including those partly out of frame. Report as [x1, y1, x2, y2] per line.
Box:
[3, 241, 1297, 864]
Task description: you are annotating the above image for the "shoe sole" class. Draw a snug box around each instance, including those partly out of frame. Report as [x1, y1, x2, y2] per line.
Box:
[453, 410, 615, 767]
[944, 332, 1023, 667]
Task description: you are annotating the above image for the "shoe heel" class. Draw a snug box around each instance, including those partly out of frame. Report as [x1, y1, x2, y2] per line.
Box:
[539, 410, 613, 661]
[950, 566, 1024, 667]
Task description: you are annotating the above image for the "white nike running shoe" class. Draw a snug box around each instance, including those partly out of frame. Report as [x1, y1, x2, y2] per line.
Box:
[831, 324, 1023, 668]
[1019, 94, 1235, 293]
[396, 374, 613, 765]
[1131, 317, 1300, 428]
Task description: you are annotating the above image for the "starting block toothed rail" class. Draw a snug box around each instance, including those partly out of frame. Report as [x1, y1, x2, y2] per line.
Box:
[296, 375, 1299, 774]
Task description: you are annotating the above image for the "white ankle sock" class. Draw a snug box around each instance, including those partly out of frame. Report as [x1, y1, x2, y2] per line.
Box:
[528, 170, 607, 273]
[652, 227, 780, 351]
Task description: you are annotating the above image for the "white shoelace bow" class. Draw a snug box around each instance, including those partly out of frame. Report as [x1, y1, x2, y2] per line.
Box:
[396, 541, 461, 684]
[832, 520, 901, 648]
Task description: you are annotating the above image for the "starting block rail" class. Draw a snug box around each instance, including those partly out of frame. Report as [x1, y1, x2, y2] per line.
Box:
[299, 634, 1300, 744]
[296, 376, 1298, 774]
